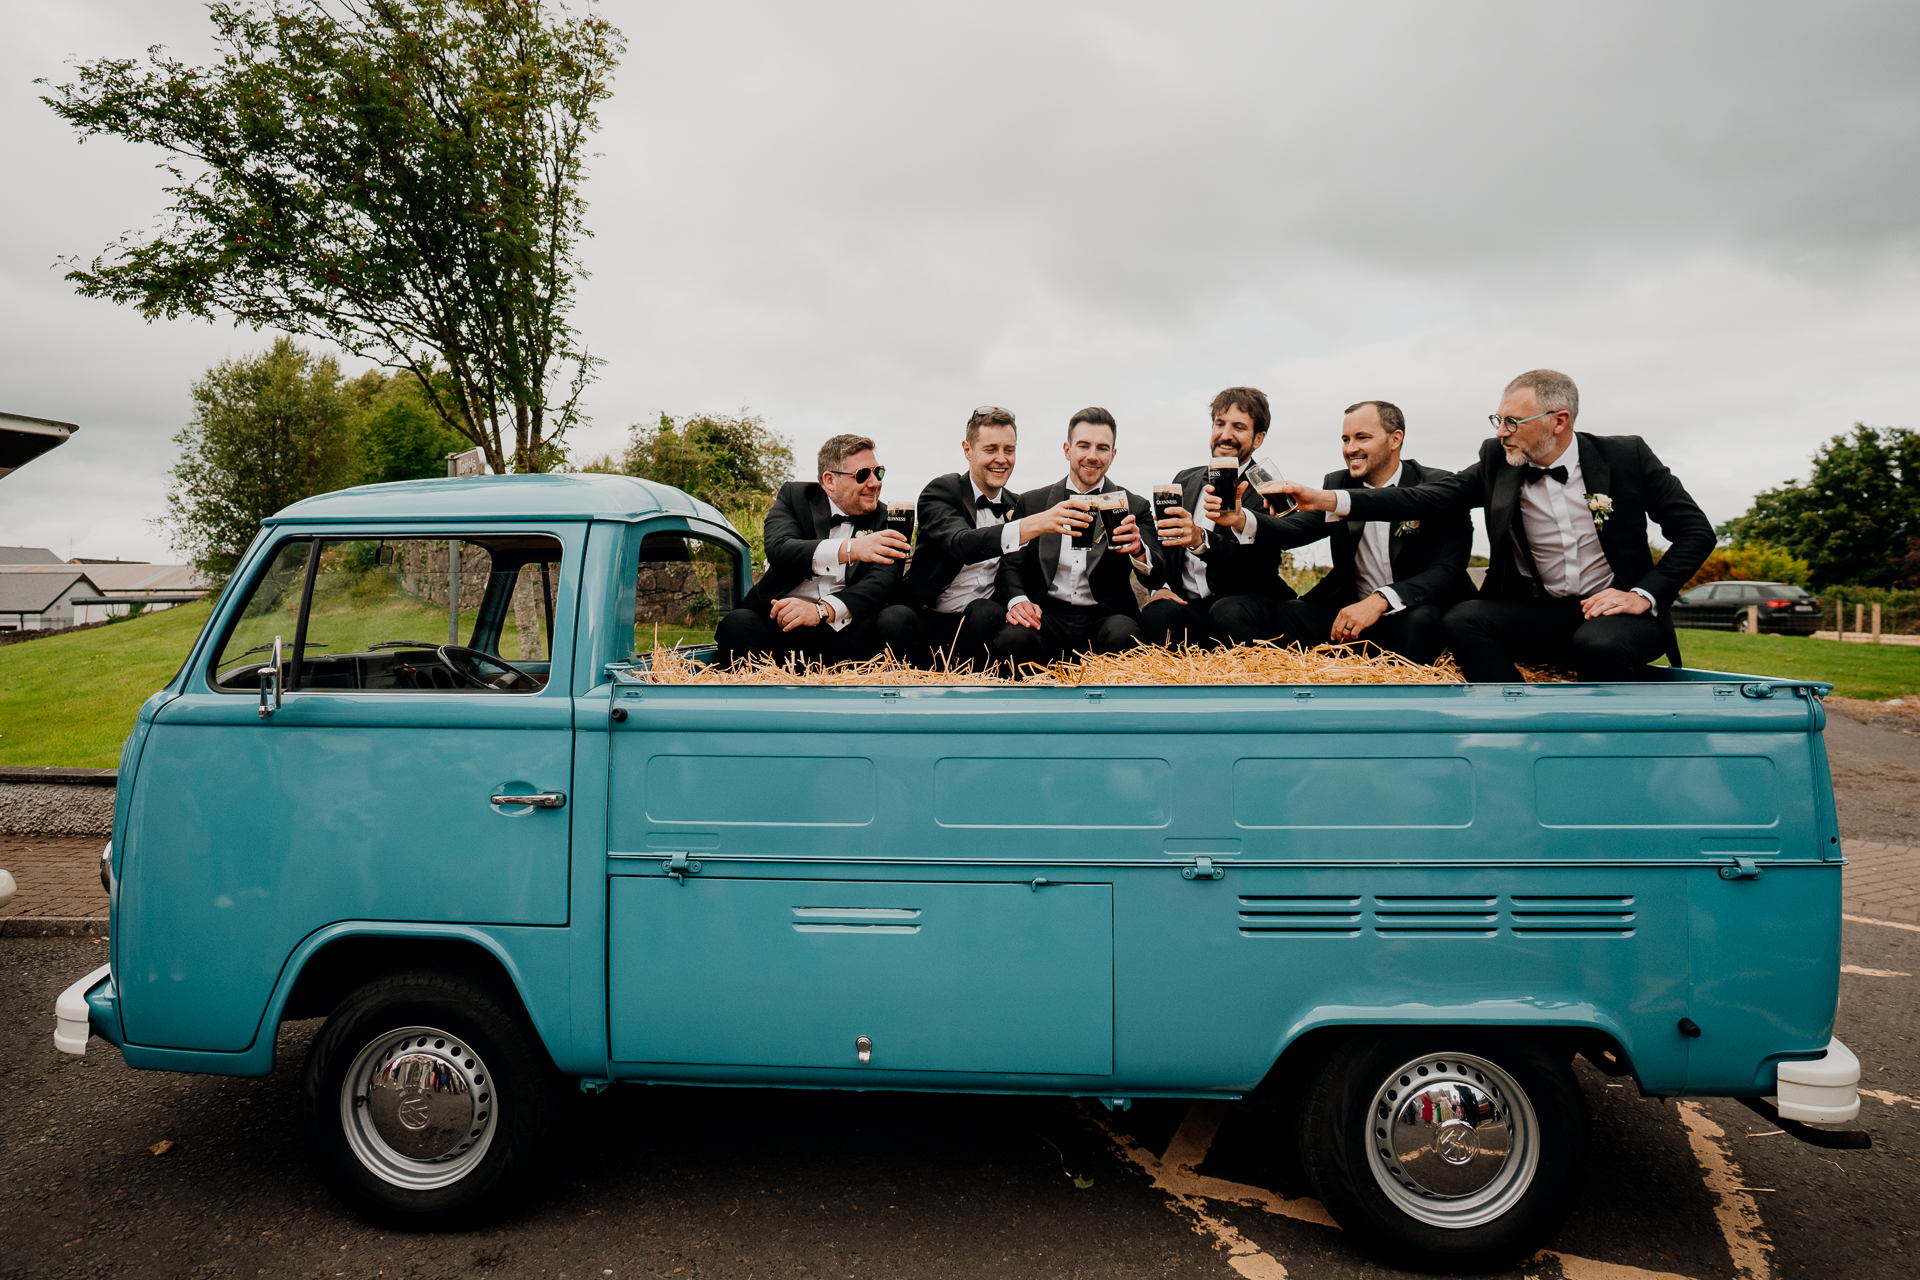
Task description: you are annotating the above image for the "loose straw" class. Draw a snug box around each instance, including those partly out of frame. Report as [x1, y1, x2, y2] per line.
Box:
[623, 640, 1583, 687]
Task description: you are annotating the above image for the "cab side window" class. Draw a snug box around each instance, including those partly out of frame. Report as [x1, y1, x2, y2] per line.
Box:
[210, 535, 565, 694]
[635, 532, 739, 654]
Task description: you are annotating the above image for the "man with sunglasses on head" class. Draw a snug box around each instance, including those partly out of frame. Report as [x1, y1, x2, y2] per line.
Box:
[714, 433, 909, 669]
[1141, 386, 1296, 648]
[991, 407, 1163, 671]
[1278, 370, 1714, 681]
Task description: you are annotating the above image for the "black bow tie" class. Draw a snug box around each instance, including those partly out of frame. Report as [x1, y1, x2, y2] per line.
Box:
[1524, 465, 1569, 486]
[975, 493, 1008, 516]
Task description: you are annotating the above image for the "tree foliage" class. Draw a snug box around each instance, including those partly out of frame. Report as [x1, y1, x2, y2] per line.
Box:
[44, 0, 623, 475]
[349, 368, 469, 484]
[1684, 543, 1812, 590]
[1725, 424, 1920, 589]
[162, 337, 362, 580]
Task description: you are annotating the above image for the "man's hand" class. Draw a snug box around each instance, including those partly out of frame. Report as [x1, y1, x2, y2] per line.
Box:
[1330, 593, 1391, 642]
[1145, 587, 1186, 605]
[843, 530, 910, 563]
[771, 597, 826, 632]
[1155, 505, 1203, 550]
[1112, 513, 1144, 558]
[1007, 599, 1044, 629]
[1581, 587, 1651, 620]
[1201, 482, 1250, 533]
[1018, 499, 1092, 545]
[1280, 481, 1338, 513]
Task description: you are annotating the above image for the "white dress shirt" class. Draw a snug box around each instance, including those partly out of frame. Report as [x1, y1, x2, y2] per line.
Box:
[781, 498, 855, 630]
[931, 478, 1021, 614]
[1010, 480, 1151, 610]
[1181, 463, 1260, 601]
[1330, 454, 1654, 612]
[1325, 463, 1407, 614]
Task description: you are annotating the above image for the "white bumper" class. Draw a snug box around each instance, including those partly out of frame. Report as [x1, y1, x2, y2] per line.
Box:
[54, 964, 110, 1055]
[1775, 1036, 1861, 1124]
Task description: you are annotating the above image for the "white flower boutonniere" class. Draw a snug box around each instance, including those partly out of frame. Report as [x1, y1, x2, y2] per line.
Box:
[1586, 492, 1613, 532]
[1392, 520, 1420, 538]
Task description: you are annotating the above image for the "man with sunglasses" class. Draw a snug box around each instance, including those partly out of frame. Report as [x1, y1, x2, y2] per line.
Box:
[1278, 370, 1713, 681]
[714, 433, 909, 669]
[991, 407, 1163, 671]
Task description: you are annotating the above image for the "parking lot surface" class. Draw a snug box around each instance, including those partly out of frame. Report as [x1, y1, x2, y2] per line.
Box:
[5, 919, 1915, 1280]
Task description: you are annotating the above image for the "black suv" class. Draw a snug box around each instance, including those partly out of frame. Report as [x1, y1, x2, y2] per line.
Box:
[1671, 580, 1821, 634]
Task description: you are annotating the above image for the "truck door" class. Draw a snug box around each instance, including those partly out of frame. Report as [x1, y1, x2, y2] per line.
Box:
[602, 526, 1114, 1078]
[118, 531, 576, 1053]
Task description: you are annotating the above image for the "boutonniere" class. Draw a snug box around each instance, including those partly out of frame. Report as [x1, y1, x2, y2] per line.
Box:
[1586, 493, 1613, 532]
[1392, 520, 1419, 539]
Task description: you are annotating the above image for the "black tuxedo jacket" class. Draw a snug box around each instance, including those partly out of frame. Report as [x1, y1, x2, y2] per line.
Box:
[1255, 458, 1474, 612]
[994, 476, 1162, 618]
[1157, 463, 1297, 604]
[899, 472, 1020, 611]
[1345, 433, 1715, 659]
[739, 480, 901, 623]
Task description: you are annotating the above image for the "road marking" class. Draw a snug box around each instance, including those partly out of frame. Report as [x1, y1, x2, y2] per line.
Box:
[1843, 913, 1920, 934]
[1676, 1101, 1776, 1280]
[1841, 964, 1911, 977]
[1085, 1100, 1708, 1280]
[1859, 1088, 1920, 1110]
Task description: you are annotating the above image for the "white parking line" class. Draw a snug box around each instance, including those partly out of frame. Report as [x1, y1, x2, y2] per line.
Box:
[1841, 964, 1912, 977]
[1843, 913, 1920, 934]
[1859, 1088, 1920, 1110]
[1676, 1102, 1776, 1280]
[1084, 1099, 1714, 1280]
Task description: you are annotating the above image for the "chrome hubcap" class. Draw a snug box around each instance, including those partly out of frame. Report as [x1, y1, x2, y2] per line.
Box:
[1364, 1052, 1539, 1229]
[340, 1026, 497, 1190]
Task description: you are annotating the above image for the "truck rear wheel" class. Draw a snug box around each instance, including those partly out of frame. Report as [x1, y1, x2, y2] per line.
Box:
[1298, 1031, 1587, 1273]
[301, 970, 560, 1226]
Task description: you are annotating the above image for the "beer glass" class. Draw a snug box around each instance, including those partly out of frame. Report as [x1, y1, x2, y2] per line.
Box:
[1245, 457, 1294, 515]
[1152, 483, 1181, 531]
[886, 502, 915, 543]
[1207, 456, 1241, 512]
[1089, 490, 1129, 544]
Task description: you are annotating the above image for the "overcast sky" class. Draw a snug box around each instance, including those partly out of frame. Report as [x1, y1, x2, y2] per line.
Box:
[3, 0, 1918, 565]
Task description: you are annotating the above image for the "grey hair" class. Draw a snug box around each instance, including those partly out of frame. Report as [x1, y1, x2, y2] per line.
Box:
[1504, 369, 1579, 424]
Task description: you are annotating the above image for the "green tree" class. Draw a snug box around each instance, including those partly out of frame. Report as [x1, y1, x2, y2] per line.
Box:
[348, 369, 469, 484]
[44, 0, 623, 475]
[1726, 424, 1920, 588]
[579, 411, 793, 569]
[162, 337, 362, 580]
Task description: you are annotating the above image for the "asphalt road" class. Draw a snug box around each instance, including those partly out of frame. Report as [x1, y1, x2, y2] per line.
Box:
[5, 923, 1914, 1280]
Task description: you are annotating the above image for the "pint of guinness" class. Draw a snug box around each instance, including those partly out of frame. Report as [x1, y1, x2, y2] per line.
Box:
[1245, 457, 1293, 515]
[886, 502, 916, 542]
[1207, 456, 1240, 512]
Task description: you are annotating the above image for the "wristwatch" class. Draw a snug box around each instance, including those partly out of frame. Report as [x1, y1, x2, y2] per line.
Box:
[817, 600, 831, 624]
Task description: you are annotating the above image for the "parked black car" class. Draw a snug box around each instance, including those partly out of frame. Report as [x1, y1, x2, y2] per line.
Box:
[1671, 580, 1821, 634]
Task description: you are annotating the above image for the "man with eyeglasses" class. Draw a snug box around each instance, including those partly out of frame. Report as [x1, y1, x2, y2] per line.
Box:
[991, 407, 1163, 670]
[714, 433, 909, 669]
[876, 406, 1082, 672]
[1278, 370, 1713, 681]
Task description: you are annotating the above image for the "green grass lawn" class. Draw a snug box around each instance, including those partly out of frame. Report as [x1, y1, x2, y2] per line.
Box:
[1664, 629, 1920, 699]
[0, 602, 217, 768]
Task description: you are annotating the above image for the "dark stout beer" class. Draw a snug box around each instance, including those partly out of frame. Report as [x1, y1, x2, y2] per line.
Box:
[1245, 457, 1293, 515]
[1152, 483, 1181, 532]
[1207, 456, 1240, 512]
[886, 502, 915, 542]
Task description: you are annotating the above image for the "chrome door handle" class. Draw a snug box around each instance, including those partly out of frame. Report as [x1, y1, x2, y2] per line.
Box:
[491, 792, 567, 809]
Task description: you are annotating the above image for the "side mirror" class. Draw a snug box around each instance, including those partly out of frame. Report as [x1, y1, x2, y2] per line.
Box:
[258, 635, 284, 719]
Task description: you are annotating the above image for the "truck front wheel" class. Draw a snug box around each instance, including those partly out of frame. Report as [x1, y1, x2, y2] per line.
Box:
[1298, 1031, 1588, 1273]
[301, 970, 560, 1226]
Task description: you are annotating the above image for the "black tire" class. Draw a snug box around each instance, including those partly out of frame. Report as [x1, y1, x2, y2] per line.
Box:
[301, 969, 562, 1227]
[1298, 1030, 1588, 1273]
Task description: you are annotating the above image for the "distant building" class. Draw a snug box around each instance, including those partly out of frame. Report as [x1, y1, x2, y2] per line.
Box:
[0, 546, 208, 633]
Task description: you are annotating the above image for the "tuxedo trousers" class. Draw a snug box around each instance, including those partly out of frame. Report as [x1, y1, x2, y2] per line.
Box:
[1138, 594, 1255, 648]
[1259, 597, 1450, 666]
[992, 601, 1141, 673]
[714, 606, 883, 670]
[874, 599, 1006, 673]
[1441, 595, 1667, 682]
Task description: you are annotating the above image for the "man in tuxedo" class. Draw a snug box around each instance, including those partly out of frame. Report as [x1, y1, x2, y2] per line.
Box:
[991, 407, 1163, 670]
[1238, 401, 1473, 664]
[1280, 370, 1714, 681]
[713, 433, 910, 668]
[1141, 386, 1296, 647]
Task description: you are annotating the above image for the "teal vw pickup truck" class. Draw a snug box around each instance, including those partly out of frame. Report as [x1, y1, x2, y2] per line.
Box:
[54, 475, 1864, 1271]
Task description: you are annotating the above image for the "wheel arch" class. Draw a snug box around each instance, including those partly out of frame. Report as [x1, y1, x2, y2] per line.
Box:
[1259, 1017, 1639, 1100]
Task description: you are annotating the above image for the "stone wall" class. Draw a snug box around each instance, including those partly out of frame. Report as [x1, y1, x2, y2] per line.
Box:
[0, 768, 116, 836]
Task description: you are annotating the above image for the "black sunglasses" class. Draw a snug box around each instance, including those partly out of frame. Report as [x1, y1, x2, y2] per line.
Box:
[970, 405, 1011, 421]
[826, 465, 886, 483]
